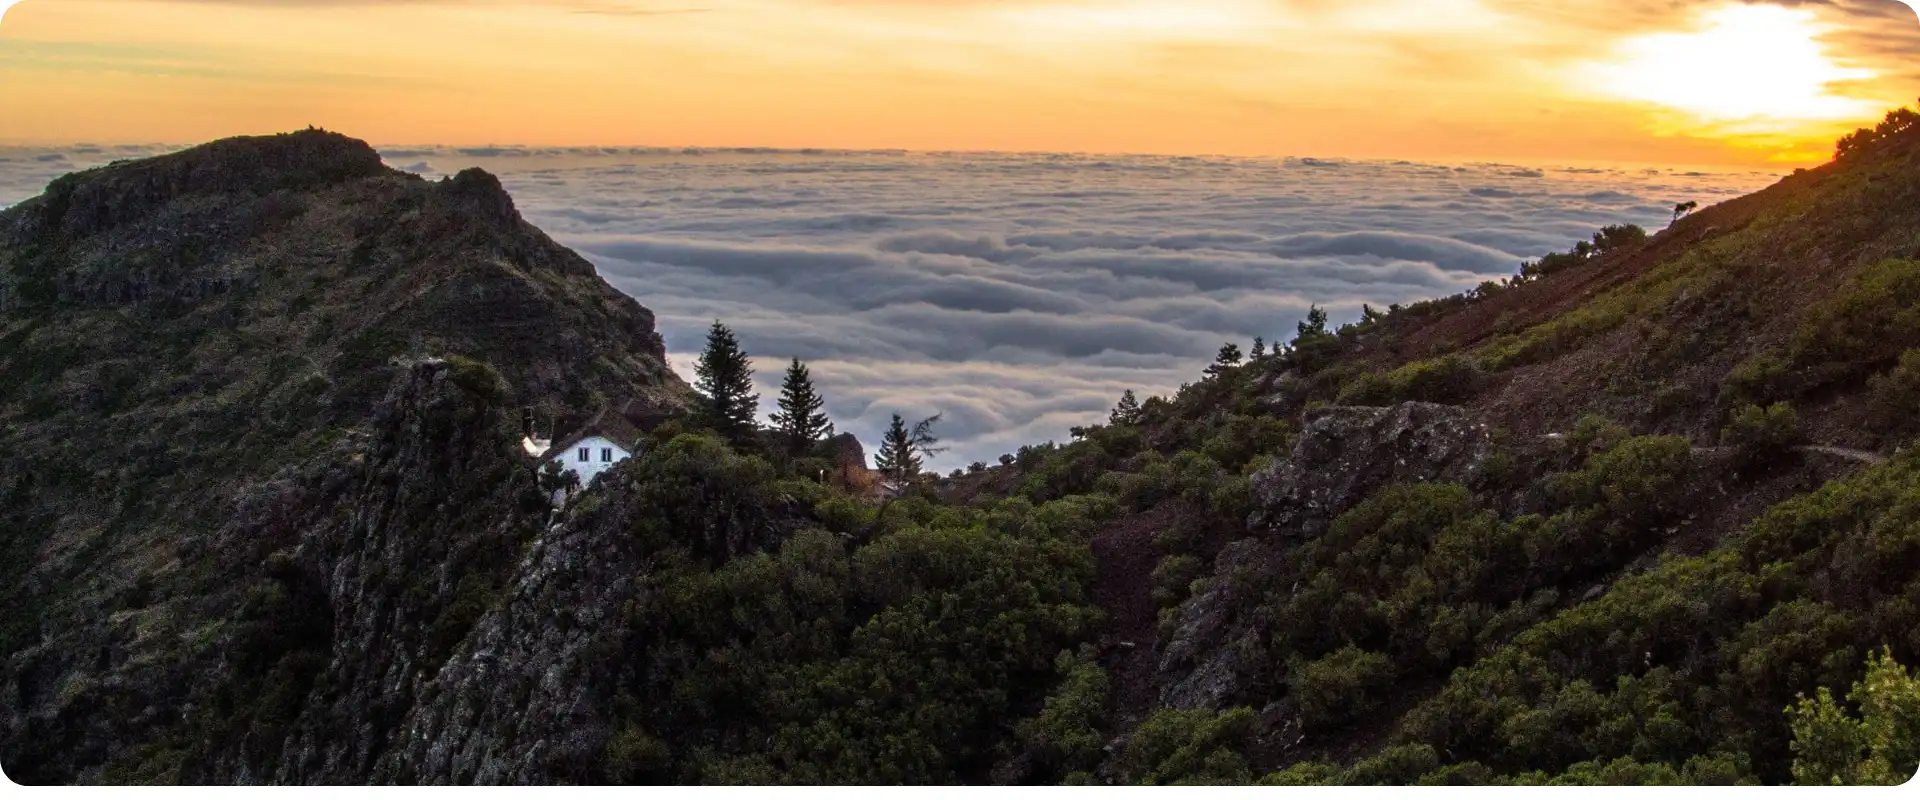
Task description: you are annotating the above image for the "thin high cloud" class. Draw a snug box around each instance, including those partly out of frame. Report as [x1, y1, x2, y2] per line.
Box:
[5, 0, 1915, 165]
[0, 146, 1779, 468]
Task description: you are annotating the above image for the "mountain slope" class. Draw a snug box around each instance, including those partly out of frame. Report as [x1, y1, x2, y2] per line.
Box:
[7, 109, 1920, 785]
[0, 130, 690, 783]
[962, 105, 1920, 785]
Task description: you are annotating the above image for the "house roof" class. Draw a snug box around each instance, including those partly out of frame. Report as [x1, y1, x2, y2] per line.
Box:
[539, 406, 646, 461]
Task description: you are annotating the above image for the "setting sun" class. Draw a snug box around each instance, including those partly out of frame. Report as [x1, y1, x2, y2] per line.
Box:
[1582, 4, 1880, 132]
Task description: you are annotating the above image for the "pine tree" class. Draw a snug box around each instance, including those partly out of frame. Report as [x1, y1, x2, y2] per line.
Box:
[1110, 389, 1143, 426]
[1204, 342, 1243, 378]
[694, 320, 759, 441]
[769, 357, 834, 456]
[1251, 337, 1266, 359]
[875, 413, 945, 485]
[875, 414, 920, 483]
[1297, 305, 1329, 339]
[910, 414, 946, 461]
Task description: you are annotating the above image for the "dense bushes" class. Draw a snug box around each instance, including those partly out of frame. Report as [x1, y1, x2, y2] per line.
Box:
[1788, 647, 1920, 786]
[1790, 258, 1920, 369]
[1336, 355, 1481, 406]
[1114, 707, 1256, 785]
[1016, 651, 1111, 783]
[1290, 647, 1394, 732]
[603, 435, 1109, 784]
[1729, 259, 1920, 403]
[1835, 103, 1919, 160]
[1518, 224, 1649, 282]
[1223, 432, 1703, 753]
[1719, 402, 1800, 467]
[1388, 452, 1920, 784]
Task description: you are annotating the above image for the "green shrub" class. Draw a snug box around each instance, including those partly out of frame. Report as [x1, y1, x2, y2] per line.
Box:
[1724, 351, 1792, 404]
[1152, 555, 1206, 610]
[1291, 646, 1395, 732]
[1016, 651, 1110, 781]
[1869, 349, 1920, 420]
[1789, 258, 1920, 368]
[1552, 435, 1694, 528]
[1116, 707, 1256, 785]
[603, 723, 674, 783]
[1259, 761, 1344, 785]
[444, 355, 506, 406]
[1788, 647, 1920, 786]
[1346, 744, 1441, 785]
[1336, 355, 1482, 406]
[1198, 414, 1295, 473]
[1719, 402, 1801, 466]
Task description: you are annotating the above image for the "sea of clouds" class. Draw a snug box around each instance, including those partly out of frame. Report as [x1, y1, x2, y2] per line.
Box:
[0, 144, 1780, 469]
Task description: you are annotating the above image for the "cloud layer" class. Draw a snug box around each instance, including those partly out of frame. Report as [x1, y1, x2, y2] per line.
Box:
[0, 146, 1778, 469]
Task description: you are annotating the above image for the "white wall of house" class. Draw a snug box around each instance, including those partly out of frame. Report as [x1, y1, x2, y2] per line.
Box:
[550, 435, 633, 486]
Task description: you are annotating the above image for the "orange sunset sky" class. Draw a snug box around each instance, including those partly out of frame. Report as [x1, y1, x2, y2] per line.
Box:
[1, 0, 1917, 166]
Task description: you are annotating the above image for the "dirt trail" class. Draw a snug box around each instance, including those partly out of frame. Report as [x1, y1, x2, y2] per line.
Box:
[1796, 445, 1891, 465]
[1548, 432, 1891, 467]
[1090, 508, 1171, 728]
[1684, 443, 1890, 465]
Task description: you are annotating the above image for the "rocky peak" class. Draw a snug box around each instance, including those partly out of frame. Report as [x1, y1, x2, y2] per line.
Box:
[437, 168, 521, 227]
[15, 129, 388, 243]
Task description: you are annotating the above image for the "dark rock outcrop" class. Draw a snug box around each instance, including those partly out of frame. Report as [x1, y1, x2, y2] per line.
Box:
[1154, 402, 1491, 714]
[374, 459, 653, 784]
[1248, 402, 1492, 540]
[1155, 539, 1280, 711]
[825, 432, 867, 471]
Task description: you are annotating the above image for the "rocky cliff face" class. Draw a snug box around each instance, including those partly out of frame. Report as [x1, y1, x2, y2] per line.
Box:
[1248, 403, 1493, 540]
[1157, 402, 1495, 713]
[0, 131, 691, 784]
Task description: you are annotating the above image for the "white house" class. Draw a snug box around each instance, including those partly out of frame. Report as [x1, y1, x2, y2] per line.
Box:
[525, 407, 647, 490]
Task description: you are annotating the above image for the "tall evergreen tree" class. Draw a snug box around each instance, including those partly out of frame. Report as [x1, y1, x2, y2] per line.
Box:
[1297, 305, 1329, 340]
[1204, 342, 1243, 378]
[1110, 389, 1143, 426]
[875, 414, 920, 484]
[1251, 337, 1267, 359]
[694, 320, 760, 440]
[875, 413, 945, 485]
[769, 357, 834, 456]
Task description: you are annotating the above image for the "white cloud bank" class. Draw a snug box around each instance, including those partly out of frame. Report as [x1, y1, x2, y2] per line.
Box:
[0, 145, 1779, 469]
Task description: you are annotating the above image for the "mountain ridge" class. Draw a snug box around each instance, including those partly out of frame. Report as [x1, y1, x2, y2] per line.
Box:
[0, 129, 691, 783]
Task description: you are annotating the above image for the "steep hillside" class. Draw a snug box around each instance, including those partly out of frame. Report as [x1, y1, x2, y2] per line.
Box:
[956, 104, 1920, 785]
[0, 130, 690, 783]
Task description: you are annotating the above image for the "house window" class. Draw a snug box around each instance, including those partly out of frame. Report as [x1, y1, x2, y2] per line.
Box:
[601, 448, 613, 463]
[578, 447, 590, 462]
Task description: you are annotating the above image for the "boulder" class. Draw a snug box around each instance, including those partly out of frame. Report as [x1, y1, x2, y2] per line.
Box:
[1249, 402, 1492, 540]
[825, 432, 867, 471]
[1155, 538, 1280, 711]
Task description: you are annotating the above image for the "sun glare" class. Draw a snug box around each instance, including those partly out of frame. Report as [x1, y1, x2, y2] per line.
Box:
[1582, 4, 1878, 127]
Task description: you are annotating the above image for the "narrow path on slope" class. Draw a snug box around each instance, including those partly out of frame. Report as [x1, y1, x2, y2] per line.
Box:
[1684, 444, 1891, 465]
[1796, 445, 1891, 466]
[1545, 432, 1890, 467]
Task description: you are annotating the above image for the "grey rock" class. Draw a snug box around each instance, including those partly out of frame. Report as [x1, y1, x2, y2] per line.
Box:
[1155, 539, 1280, 711]
[1249, 402, 1492, 540]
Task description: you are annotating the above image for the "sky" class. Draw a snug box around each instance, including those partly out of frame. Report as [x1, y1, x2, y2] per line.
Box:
[0, 0, 1917, 165]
